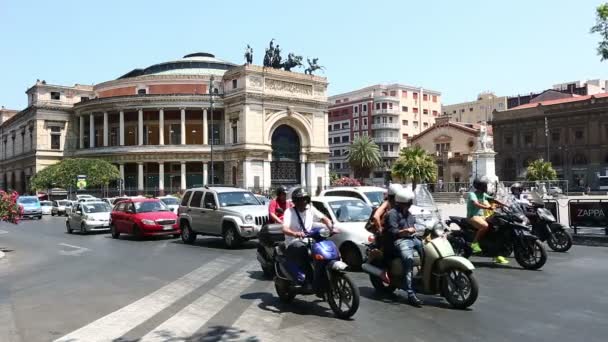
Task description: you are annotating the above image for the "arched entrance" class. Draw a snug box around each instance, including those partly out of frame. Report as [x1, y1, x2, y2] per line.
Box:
[271, 125, 300, 185]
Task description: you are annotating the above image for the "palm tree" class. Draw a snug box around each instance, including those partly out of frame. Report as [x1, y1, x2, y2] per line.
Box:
[347, 136, 382, 179]
[526, 159, 557, 181]
[391, 146, 437, 188]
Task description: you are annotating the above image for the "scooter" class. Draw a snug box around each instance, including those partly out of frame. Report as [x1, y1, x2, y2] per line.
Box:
[447, 200, 548, 270]
[516, 195, 573, 252]
[362, 222, 479, 310]
[274, 225, 360, 319]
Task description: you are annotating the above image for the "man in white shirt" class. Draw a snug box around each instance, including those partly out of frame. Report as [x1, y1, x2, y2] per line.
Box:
[282, 188, 332, 286]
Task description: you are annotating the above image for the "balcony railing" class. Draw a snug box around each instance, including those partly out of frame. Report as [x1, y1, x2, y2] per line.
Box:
[372, 123, 400, 130]
[373, 136, 401, 143]
[380, 151, 400, 158]
[373, 108, 400, 115]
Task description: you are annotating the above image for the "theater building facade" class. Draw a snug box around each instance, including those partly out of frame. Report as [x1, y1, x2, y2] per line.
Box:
[0, 53, 330, 194]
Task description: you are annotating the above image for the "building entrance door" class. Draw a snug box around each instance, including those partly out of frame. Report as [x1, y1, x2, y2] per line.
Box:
[271, 125, 300, 185]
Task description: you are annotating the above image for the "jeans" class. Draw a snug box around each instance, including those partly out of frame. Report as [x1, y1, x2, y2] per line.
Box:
[394, 238, 424, 295]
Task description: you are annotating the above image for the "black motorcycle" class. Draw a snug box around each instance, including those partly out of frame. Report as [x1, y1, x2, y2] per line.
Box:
[518, 201, 573, 252]
[446, 203, 547, 270]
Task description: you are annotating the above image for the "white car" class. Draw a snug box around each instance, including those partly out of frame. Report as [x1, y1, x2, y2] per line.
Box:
[311, 196, 374, 269]
[51, 200, 70, 216]
[66, 201, 112, 234]
[320, 186, 387, 208]
[78, 197, 102, 203]
[40, 200, 53, 215]
[548, 186, 563, 195]
[157, 196, 180, 214]
[76, 194, 95, 200]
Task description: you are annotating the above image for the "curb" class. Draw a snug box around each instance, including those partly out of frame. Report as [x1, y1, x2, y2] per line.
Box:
[573, 235, 608, 247]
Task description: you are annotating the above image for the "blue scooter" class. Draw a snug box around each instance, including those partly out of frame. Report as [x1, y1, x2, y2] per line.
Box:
[274, 225, 360, 319]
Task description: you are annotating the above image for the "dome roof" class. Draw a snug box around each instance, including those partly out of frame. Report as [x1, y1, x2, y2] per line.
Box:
[118, 53, 236, 79]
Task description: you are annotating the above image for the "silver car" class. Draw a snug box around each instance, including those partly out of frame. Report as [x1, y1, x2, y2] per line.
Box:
[178, 186, 269, 248]
[51, 200, 70, 216]
[66, 201, 112, 234]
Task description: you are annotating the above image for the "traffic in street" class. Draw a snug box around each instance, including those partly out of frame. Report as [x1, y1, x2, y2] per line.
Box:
[1, 211, 607, 342]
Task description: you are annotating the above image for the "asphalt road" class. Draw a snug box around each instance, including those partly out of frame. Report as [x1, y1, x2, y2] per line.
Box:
[1, 216, 607, 342]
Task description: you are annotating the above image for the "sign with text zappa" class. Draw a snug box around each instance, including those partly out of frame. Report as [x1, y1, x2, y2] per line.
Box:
[569, 201, 608, 228]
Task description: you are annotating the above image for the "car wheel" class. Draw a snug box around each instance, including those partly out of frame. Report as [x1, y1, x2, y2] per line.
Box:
[181, 222, 197, 244]
[80, 222, 88, 235]
[37, 216, 42, 220]
[66, 221, 73, 234]
[223, 224, 242, 249]
[51, 212, 55, 217]
[340, 243, 363, 271]
[132, 224, 142, 240]
[110, 223, 120, 239]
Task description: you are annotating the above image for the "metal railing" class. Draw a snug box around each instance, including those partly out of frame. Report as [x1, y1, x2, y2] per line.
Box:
[373, 108, 400, 115]
[372, 123, 400, 130]
[373, 136, 401, 143]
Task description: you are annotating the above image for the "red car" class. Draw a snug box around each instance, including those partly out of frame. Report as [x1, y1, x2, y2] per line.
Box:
[110, 198, 180, 239]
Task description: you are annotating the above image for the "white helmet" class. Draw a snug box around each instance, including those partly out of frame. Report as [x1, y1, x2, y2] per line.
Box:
[387, 183, 403, 196]
[395, 188, 415, 204]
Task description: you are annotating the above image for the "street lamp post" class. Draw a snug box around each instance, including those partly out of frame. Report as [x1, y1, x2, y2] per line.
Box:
[209, 76, 215, 185]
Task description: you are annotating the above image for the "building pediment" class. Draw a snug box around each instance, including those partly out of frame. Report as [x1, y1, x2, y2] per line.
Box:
[433, 134, 453, 143]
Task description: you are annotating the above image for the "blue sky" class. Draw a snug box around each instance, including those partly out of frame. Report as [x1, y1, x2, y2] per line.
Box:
[0, 0, 606, 109]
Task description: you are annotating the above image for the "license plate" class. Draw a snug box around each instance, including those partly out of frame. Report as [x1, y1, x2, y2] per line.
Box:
[163, 225, 173, 231]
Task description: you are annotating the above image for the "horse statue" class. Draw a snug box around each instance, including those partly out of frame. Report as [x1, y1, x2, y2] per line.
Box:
[263, 39, 275, 67]
[244, 44, 253, 65]
[304, 58, 324, 75]
[282, 53, 303, 71]
[271, 44, 282, 69]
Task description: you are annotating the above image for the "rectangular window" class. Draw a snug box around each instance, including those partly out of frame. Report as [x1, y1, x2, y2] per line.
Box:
[402, 106, 408, 112]
[423, 94, 428, 101]
[328, 138, 332, 145]
[80, 96, 89, 102]
[342, 122, 349, 129]
[402, 133, 409, 139]
[137, 89, 147, 95]
[423, 122, 429, 128]
[469, 107, 474, 112]
[402, 90, 407, 98]
[402, 120, 408, 126]
[353, 106, 358, 113]
[375, 103, 380, 110]
[461, 109, 465, 113]
[328, 125, 332, 131]
[333, 124, 340, 130]
[388, 103, 393, 109]
[362, 118, 367, 126]
[232, 79, 238, 89]
[341, 136, 349, 143]
[232, 126, 238, 144]
[390, 91, 396, 96]
[50, 126, 61, 150]
[382, 102, 387, 109]
[333, 137, 340, 144]
[353, 132, 359, 139]
[50, 92, 60, 100]
[432, 95, 437, 103]
[353, 119, 358, 127]
[413, 108, 419, 114]
[334, 150, 341, 157]
[432, 110, 438, 116]
[413, 92, 418, 100]
[362, 131, 368, 137]
[423, 109, 429, 115]
[413, 121, 419, 128]
[362, 104, 367, 112]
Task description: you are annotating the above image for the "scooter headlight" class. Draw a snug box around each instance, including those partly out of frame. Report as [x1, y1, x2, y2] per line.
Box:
[319, 227, 331, 238]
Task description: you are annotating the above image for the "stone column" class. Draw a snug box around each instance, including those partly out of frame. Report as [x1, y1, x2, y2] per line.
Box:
[324, 162, 330, 189]
[203, 109, 208, 145]
[306, 162, 317, 193]
[242, 160, 250, 189]
[103, 112, 109, 147]
[138, 108, 144, 146]
[180, 108, 186, 145]
[119, 110, 125, 146]
[137, 162, 144, 194]
[203, 162, 209, 185]
[158, 162, 165, 195]
[158, 108, 164, 145]
[263, 155, 271, 190]
[119, 163, 125, 182]
[180, 162, 187, 191]
[89, 113, 95, 148]
[300, 164, 307, 188]
[79, 115, 84, 149]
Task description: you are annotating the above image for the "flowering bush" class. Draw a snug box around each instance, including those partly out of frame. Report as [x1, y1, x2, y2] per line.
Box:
[332, 177, 362, 187]
[0, 191, 22, 224]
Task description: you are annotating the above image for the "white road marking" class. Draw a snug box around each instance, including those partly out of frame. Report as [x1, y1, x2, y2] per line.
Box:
[54, 257, 236, 342]
[139, 261, 258, 342]
[0, 229, 9, 234]
[58, 243, 90, 256]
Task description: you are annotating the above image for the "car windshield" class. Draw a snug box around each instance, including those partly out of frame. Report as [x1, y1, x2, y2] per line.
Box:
[363, 191, 385, 207]
[40, 201, 52, 206]
[83, 203, 112, 213]
[328, 200, 372, 222]
[160, 197, 179, 205]
[218, 192, 260, 207]
[134, 201, 169, 213]
[18, 197, 38, 204]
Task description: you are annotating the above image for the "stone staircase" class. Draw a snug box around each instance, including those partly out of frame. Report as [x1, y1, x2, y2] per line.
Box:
[432, 192, 464, 203]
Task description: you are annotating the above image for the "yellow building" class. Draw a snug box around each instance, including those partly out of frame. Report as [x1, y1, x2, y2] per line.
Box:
[442, 92, 507, 123]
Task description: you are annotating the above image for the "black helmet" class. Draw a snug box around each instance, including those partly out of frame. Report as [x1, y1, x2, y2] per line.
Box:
[473, 177, 489, 192]
[510, 182, 523, 194]
[291, 187, 311, 204]
[276, 186, 287, 196]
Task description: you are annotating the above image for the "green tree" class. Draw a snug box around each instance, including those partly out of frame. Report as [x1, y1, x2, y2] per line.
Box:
[525, 159, 557, 181]
[347, 136, 382, 179]
[391, 146, 437, 188]
[30, 158, 120, 191]
[591, 3, 608, 61]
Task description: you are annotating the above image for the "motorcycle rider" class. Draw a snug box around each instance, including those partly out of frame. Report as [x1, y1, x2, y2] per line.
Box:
[372, 183, 403, 233]
[384, 188, 423, 307]
[282, 188, 333, 290]
[510, 182, 525, 200]
[467, 177, 509, 264]
[269, 186, 291, 224]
